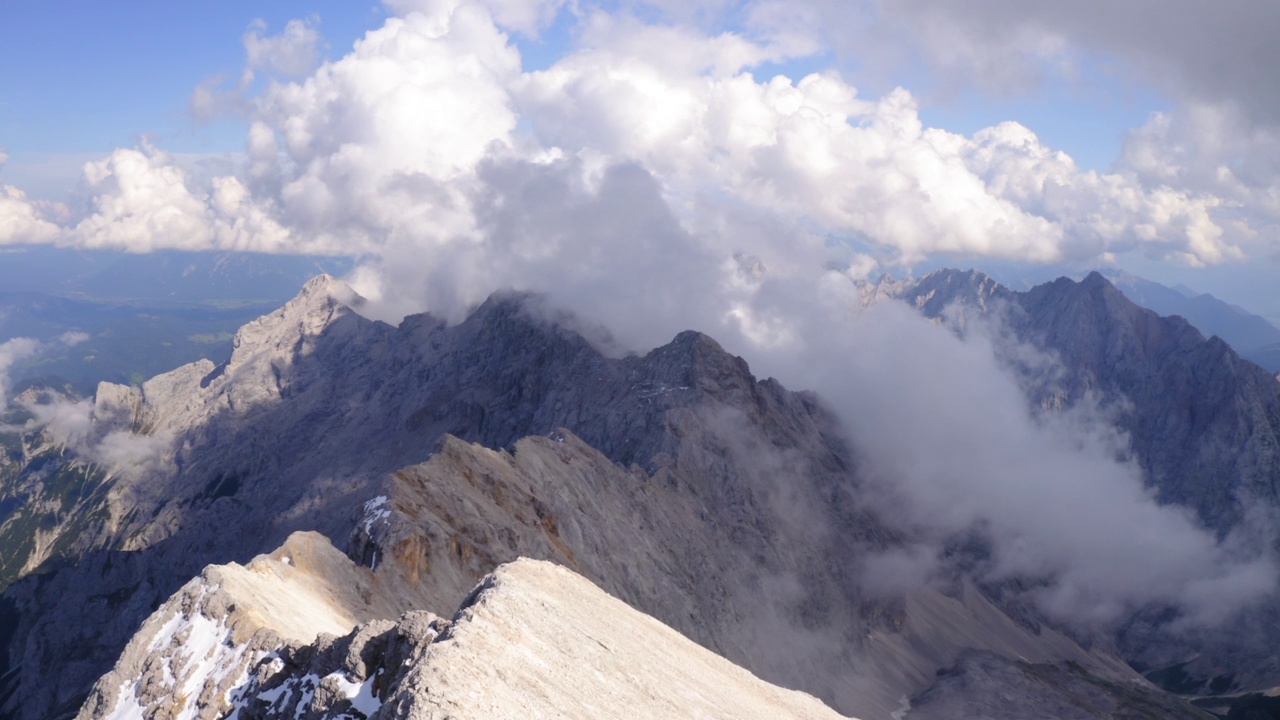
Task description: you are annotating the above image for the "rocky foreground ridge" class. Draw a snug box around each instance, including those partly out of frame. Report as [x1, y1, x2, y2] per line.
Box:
[78, 534, 848, 720]
[0, 271, 1271, 718]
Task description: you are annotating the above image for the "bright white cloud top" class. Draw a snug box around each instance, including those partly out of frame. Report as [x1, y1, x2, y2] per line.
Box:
[2, 0, 1275, 280]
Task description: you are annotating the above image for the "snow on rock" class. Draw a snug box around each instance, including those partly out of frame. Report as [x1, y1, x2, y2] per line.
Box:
[359, 495, 390, 537]
[76, 532, 412, 720]
[80, 532, 855, 720]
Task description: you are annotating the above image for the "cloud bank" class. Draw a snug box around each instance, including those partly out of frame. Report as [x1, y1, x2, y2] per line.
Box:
[813, 0, 1280, 123]
[0, 333, 168, 480]
[833, 306, 1276, 627]
[2, 0, 1270, 272]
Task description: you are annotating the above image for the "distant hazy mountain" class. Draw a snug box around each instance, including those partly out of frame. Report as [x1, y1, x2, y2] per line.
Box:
[1099, 270, 1280, 372]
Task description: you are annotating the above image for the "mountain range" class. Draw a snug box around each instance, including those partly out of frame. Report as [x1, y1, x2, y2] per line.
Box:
[1099, 270, 1280, 374]
[2, 269, 1278, 718]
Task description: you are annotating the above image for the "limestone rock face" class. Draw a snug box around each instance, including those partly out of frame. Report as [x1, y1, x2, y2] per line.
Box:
[340, 430, 1146, 719]
[885, 269, 1280, 537]
[386, 558, 850, 720]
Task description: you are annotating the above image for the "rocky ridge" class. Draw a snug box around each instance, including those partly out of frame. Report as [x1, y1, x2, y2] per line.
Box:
[0, 272, 1252, 719]
[4, 275, 884, 718]
[76, 532, 415, 720]
[79, 534, 851, 720]
[883, 269, 1280, 537]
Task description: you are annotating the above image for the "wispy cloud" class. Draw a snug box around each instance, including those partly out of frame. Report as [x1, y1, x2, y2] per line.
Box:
[0, 332, 87, 411]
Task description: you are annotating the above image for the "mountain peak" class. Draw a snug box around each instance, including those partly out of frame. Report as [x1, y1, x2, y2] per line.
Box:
[1080, 270, 1113, 289]
[228, 274, 366, 363]
[919, 267, 998, 285]
[292, 273, 363, 312]
[886, 267, 1011, 316]
[670, 329, 726, 355]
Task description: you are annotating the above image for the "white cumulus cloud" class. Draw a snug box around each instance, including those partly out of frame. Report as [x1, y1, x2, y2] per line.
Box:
[7, 0, 1264, 270]
[0, 184, 62, 246]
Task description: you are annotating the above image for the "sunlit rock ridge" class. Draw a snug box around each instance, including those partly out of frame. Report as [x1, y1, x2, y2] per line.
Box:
[77, 535, 850, 720]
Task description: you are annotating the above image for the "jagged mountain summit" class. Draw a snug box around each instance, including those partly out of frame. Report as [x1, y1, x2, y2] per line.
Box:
[0, 271, 1267, 719]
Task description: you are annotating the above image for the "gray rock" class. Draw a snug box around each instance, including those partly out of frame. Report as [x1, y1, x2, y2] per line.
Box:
[82, 538, 849, 720]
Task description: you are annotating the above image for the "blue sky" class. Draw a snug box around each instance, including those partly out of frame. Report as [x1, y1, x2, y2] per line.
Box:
[2, 3, 377, 165]
[2, 0, 1278, 322]
[4, 2, 1158, 180]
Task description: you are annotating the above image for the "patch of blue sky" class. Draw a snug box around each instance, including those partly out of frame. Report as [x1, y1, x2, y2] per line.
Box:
[1, 1, 383, 156]
[916, 56, 1171, 174]
[1, 1, 388, 197]
[510, 6, 579, 72]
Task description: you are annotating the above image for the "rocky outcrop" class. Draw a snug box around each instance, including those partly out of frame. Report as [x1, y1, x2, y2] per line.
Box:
[75, 532, 416, 720]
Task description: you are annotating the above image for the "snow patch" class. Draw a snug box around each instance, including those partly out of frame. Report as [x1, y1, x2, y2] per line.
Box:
[100, 679, 143, 720]
[325, 671, 383, 715]
[350, 673, 382, 716]
[360, 495, 390, 535]
[131, 591, 261, 720]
